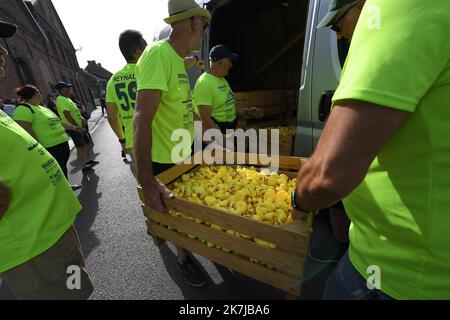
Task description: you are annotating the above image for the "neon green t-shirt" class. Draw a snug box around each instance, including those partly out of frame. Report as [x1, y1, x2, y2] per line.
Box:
[193, 73, 237, 123]
[106, 64, 137, 149]
[12, 103, 69, 148]
[0, 110, 81, 273]
[333, 0, 450, 299]
[136, 40, 194, 164]
[56, 95, 83, 127]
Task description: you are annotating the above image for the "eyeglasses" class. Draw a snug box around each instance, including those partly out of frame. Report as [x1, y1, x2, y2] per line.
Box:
[330, 4, 356, 33]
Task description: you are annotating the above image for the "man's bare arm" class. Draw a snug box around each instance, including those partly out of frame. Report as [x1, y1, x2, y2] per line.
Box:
[199, 106, 221, 132]
[134, 89, 174, 213]
[296, 100, 408, 211]
[63, 110, 79, 128]
[134, 89, 161, 182]
[106, 102, 125, 140]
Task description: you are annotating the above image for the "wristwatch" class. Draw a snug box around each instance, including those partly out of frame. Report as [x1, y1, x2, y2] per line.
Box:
[291, 191, 310, 213]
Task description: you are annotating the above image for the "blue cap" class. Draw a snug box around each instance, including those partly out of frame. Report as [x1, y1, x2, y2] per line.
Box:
[209, 45, 239, 62]
[54, 81, 73, 91]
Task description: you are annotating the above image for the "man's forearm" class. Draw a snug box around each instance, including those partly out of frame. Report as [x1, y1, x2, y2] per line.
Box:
[60, 121, 77, 131]
[295, 101, 408, 211]
[107, 114, 125, 140]
[199, 107, 221, 132]
[203, 116, 220, 132]
[134, 114, 154, 185]
[64, 112, 78, 128]
[296, 156, 345, 211]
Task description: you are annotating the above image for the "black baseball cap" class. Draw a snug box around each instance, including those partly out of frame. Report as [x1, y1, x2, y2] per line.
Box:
[209, 45, 239, 62]
[0, 20, 17, 38]
[317, 0, 358, 28]
[55, 81, 73, 91]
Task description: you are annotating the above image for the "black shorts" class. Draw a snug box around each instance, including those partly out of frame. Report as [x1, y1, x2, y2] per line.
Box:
[67, 130, 93, 148]
[152, 162, 175, 176]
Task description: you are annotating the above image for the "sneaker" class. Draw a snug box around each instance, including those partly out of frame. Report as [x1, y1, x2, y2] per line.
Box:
[82, 167, 95, 175]
[71, 185, 82, 191]
[121, 151, 127, 159]
[86, 160, 99, 167]
[176, 255, 207, 288]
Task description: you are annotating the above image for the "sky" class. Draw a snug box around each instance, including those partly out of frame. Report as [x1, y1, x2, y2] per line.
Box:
[52, 0, 170, 72]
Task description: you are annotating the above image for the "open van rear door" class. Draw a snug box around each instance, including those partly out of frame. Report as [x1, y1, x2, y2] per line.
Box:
[294, 0, 343, 157]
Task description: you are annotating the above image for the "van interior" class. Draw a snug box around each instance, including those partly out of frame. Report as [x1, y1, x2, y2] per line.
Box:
[207, 0, 309, 154]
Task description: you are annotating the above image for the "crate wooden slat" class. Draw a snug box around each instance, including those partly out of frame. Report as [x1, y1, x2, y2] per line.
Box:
[138, 153, 313, 297]
[148, 223, 304, 296]
[144, 207, 305, 278]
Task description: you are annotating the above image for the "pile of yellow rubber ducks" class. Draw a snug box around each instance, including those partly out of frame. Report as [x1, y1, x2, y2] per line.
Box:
[159, 166, 298, 269]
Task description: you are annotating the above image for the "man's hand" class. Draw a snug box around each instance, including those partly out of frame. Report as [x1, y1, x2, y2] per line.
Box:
[0, 180, 11, 219]
[141, 178, 175, 214]
[246, 107, 264, 119]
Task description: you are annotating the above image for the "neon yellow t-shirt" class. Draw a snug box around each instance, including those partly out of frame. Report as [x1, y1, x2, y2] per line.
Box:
[12, 103, 69, 148]
[136, 40, 194, 164]
[193, 73, 237, 123]
[106, 64, 137, 149]
[333, 0, 450, 299]
[0, 110, 81, 273]
[56, 95, 83, 127]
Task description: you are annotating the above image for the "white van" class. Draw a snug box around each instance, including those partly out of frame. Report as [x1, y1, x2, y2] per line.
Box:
[156, 0, 348, 157]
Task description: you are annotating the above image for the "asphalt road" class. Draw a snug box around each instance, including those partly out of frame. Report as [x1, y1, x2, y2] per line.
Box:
[0, 108, 345, 300]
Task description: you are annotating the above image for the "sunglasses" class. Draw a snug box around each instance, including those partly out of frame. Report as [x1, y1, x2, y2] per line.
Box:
[330, 4, 356, 33]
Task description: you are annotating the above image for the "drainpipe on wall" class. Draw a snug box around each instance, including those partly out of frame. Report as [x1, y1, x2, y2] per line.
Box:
[3, 39, 25, 86]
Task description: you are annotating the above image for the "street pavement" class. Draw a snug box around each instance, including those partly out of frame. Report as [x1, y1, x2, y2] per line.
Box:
[0, 108, 344, 300]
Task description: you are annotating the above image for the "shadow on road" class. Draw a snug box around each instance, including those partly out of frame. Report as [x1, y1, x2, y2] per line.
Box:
[123, 159, 136, 179]
[69, 152, 101, 175]
[0, 280, 16, 300]
[152, 212, 344, 300]
[75, 173, 102, 259]
[157, 243, 285, 300]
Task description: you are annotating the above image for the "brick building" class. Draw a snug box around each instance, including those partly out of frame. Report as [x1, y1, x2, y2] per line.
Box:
[0, 0, 110, 111]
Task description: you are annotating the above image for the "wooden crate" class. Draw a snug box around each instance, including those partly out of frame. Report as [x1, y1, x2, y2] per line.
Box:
[137, 153, 313, 297]
[235, 90, 298, 130]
